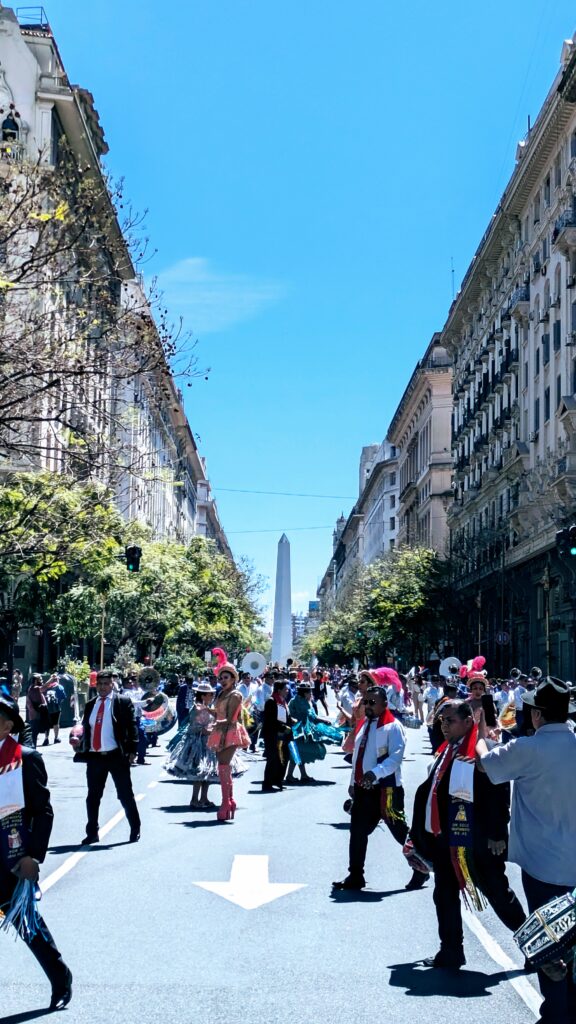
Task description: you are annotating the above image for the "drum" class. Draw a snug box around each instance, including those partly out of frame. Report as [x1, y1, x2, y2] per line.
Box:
[514, 888, 576, 967]
[141, 691, 175, 735]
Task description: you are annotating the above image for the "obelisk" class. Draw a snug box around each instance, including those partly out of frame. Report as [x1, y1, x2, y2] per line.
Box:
[271, 534, 292, 666]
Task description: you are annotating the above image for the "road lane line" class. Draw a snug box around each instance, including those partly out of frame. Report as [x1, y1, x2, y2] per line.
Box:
[41, 797, 147, 894]
[462, 907, 541, 1017]
[41, 853, 86, 894]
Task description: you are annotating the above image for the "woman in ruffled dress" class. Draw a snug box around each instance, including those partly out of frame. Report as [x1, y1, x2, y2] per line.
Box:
[286, 682, 342, 783]
[206, 663, 250, 821]
[166, 681, 220, 809]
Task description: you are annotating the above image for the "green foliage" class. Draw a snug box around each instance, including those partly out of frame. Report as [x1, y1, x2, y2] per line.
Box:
[52, 535, 265, 666]
[303, 547, 453, 666]
[64, 658, 91, 684]
[0, 472, 123, 582]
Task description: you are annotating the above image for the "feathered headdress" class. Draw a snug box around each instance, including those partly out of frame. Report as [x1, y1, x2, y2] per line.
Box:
[459, 655, 487, 682]
[361, 666, 402, 693]
[212, 648, 228, 671]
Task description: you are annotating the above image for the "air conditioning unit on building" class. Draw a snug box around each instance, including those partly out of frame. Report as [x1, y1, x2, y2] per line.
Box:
[528, 431, 539, 442]
[567, 275, 576, 288]
[566, 331, 576, 346]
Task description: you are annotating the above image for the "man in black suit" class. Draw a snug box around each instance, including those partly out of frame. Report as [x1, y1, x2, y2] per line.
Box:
[409, 700, 525, 969]
[72, 669, 141, 845]
[0, 696, 72, 1009]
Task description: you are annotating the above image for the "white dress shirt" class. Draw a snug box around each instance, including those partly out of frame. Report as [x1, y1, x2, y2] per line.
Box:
[89, 694, 118, 751]
[350, 716, 406, 786]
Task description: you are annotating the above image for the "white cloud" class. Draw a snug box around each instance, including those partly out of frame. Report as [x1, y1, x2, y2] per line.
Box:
[292, 590, 310, 603]
[157, 257, 286, 335]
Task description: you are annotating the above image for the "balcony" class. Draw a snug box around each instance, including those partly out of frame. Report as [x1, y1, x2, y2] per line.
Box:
[509, 284, 530, 322]
[552, 209, 576, 255]
[0, 138, 25, 162]
[37, 73, 71, 98]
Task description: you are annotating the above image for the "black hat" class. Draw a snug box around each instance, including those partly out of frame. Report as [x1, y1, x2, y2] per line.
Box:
[522, 677, 576, 717]
[0, 696, 25, 733]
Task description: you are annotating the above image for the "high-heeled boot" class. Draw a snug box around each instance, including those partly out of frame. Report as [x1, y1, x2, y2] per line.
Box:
[229, 774, 236, 815]
[217, 764, 233, 821]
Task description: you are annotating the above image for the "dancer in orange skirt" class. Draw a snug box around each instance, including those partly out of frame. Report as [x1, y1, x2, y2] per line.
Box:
[207, 662, 249, 821]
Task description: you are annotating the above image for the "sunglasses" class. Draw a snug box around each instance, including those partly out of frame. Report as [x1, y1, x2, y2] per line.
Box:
[362, 698, 378, 706]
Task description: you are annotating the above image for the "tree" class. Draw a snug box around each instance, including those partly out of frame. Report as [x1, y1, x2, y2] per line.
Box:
[0, 143, 200, 479]
[302, 547, 455, 668]
[51, 536, 265, 668]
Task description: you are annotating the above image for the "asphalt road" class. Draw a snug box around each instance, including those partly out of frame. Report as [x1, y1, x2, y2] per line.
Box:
[1, 720, 542, 1024]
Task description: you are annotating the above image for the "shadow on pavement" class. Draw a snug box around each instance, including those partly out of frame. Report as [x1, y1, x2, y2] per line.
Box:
[0, 1010, 53, 1024]
[387, 961, 514, 998]
[318, 821, 350, 829]
[156, 804, 195, 813]
[48, 842, 129, 853]
[329, 887, 407, 903]
[183, 819, 228, 829]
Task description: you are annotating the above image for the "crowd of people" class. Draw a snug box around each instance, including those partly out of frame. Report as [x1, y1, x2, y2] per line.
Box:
[1, 651, 575, 1023]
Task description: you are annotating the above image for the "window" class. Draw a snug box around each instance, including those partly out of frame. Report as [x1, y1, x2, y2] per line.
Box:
[534, 193, 541, 224]
[389, 539, 395, 551]
[542, 334, 550, 365]
[557, 374, 562, 409]
[524, 361, 529, 389]
[544, 175, 551, 206]
[535, 347, 540, 376]
[571, 130, 576, 159]
[389, 494, 395, 509]
[553, 319, 562, 351]
[534, 398, 540, 431]
[388, 472, 396, 486]
[555, 153, 562, 189]
[572, 358, 576, 395]
[544, 387, 550, 422]
[389, 517, 395, 531]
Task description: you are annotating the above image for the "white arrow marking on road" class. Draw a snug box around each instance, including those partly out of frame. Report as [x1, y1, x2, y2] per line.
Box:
[193, 855, 306, 910]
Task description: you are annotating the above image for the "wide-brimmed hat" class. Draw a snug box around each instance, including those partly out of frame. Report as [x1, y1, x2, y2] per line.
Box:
[216, 663, 239, 682]
[196, 681, 215, 693]
[0, 696, 25, 733]
[522, 677, 576, 716]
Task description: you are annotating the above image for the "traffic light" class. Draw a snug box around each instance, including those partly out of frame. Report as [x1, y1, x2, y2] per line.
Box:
[556, 527, 576, 558]
[556, 528, 569, 556]
[125, 545, 142, 572]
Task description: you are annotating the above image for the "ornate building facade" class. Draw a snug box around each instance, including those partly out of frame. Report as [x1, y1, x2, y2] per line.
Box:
[0, 5, 230, 556]
[443, 34, 576, 677]
[387, 335, 453, 553]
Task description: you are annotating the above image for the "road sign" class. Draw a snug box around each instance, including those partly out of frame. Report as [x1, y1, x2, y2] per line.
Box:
[496, 631, 510, 646]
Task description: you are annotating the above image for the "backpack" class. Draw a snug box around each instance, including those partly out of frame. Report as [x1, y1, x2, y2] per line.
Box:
[45, 688, 60, 710]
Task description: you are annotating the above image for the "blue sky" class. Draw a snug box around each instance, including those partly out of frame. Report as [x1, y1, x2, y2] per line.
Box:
[40, 0, 576, 626]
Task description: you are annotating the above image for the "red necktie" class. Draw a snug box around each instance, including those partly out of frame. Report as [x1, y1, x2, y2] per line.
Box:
[354, 720, 373, 784]
[429, 743, 456, 834]
[92, 698, 107, 752]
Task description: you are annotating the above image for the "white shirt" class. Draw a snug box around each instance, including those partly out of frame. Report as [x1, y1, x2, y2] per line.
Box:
[253, 682, 272, 710]
[338, 685, 357, 717]
[386, 685, 404, 713]
[350, 715, 406, 786]
[513, 684, 526, 709]
[89, 694, 117, 752]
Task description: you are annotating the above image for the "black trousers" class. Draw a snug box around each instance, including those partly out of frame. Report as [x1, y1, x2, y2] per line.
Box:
[85, 750, 140, 836]
[0, 867, 68, 990]
[431, 835, 526, 956]
[348, 784, 409, 876]
[522, 870, 576, 1024]
[263, 735, 289, 788]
